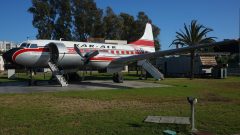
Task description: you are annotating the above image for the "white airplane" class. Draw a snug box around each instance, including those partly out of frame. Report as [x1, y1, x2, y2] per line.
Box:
[3, 23, 238, 86]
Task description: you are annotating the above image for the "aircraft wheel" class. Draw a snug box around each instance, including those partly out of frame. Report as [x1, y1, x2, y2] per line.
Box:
[65, 72, 81, 82]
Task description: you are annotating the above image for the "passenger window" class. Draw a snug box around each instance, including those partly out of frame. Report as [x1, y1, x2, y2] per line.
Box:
[30, 44, 38, 48]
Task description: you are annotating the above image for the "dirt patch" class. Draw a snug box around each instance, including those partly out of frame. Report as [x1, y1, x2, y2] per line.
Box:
[52, 98, 161, 114]
[201, 93, 232, 103]
[0, 95, 162, 114]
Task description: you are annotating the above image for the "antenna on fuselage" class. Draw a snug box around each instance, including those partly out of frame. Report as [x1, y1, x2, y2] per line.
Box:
[27, 36, 29, 41]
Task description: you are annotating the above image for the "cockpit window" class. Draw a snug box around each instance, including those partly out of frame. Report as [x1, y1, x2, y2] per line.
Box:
[20, 43, 27, 48]
[30, 44, 38, 48]
[20, 43, 30, 48]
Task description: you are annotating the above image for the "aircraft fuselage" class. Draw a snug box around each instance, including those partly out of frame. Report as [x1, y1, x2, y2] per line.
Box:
[10, 40, 150, 70]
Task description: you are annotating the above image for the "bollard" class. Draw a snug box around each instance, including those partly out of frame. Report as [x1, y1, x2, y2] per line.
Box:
[187, 97, 198, 132]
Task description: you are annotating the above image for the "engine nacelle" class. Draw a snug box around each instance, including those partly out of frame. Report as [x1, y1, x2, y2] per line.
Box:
[47, 42, 83, 68]
[48, 42, 67, 63]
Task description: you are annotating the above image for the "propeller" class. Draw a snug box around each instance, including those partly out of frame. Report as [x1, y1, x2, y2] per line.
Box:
[74, 44, 99, 65]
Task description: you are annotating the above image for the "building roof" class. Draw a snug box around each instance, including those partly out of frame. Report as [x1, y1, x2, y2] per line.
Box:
[200, 56, 217, 66]
[214, 39, 239, 53]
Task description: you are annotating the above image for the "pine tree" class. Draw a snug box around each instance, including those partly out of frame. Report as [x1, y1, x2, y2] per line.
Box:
[103, 7, 124, 40]
[28, 0, 56, 39]
[119, 13, 135, 40]
[53, 0, 72, 40]
[72, 0, 103, 41]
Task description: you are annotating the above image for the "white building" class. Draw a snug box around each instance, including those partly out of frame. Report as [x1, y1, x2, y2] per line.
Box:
[0, 41, 17, 52]
[0, 55, 4, 71]
[0, 41, 17, 71]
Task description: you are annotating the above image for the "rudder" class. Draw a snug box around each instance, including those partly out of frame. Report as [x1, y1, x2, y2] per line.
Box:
[129, 23, 155, 52]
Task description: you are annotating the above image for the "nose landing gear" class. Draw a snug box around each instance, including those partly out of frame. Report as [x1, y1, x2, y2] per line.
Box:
[28, 69, 37, 86]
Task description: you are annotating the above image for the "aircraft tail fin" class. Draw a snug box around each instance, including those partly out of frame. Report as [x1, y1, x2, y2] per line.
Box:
[129, 23, 155, 52]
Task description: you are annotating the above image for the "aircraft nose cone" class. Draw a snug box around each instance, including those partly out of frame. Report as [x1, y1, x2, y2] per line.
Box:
[2, 48, 22, 64]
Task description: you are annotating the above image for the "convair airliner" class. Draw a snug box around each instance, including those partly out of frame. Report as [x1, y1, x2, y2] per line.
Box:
[3, 23, 238, 85]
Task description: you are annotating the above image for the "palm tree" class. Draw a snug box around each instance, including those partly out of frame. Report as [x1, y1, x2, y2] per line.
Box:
[171, 20, 216, 79]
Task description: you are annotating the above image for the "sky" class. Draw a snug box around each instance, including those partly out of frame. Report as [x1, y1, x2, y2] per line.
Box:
[0, 0, 239, 50]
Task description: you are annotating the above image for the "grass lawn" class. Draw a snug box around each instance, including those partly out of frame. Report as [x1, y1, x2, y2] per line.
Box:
[0, 73, 239, 135]
[0, 72, 52, 83]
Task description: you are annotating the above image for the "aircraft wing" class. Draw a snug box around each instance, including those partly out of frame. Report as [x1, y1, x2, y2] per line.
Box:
[107, 39, 238, 73]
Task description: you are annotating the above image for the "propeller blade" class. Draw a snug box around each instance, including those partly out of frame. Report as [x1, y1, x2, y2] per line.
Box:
[84, 50, 99, 64]
[74, 44, 84, 57]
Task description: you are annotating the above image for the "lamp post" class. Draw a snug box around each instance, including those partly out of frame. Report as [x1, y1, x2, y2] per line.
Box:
[238, 8, 240, 68]
[187, 97, 198, 132]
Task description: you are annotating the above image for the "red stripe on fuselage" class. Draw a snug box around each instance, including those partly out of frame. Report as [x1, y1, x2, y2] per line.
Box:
[12, 48, 49, 62]
[89, 57, 116, 61]
[12, 47, 141, 63]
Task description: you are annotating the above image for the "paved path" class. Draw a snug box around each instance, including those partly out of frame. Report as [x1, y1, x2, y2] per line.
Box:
[0, 80, 169, 94]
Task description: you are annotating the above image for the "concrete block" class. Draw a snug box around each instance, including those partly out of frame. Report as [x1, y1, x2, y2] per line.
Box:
[8, 69, 15, 79]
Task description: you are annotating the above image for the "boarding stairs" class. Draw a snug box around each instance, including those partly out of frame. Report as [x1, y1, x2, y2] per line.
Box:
[137, 59, 164, 80]
[48, 61, 68, 87]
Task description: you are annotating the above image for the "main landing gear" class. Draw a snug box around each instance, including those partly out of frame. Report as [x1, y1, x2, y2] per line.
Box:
[64, 72, 82, 82]
[48, 72, 81, 84]
[28, 69, 37, 86]
[112, 72, 123, 83]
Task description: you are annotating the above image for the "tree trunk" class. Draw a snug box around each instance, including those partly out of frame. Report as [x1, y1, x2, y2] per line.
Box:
[190, 50, 195, 79]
